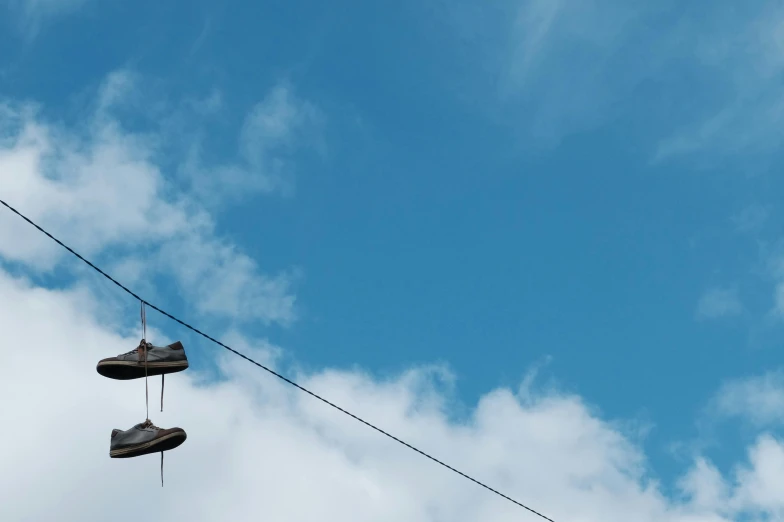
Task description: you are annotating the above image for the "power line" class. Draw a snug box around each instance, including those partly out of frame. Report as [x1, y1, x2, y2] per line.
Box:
[0, 198, 556, 522]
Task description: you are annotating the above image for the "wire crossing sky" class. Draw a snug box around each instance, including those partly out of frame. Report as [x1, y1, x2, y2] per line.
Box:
[0, 198, 557, 522]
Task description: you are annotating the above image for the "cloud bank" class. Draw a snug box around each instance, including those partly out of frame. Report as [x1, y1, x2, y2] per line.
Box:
[1, 70, 784, 522]
[0, 72, 304, 326]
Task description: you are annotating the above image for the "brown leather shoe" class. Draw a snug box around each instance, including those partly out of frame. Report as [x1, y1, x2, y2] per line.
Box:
[109, 419, 187, 458]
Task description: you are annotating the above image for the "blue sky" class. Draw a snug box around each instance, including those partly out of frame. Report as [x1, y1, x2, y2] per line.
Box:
[3, 1, 784, 520]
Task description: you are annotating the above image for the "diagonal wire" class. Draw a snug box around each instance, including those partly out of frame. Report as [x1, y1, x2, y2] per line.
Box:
[0, 197, 556, 522]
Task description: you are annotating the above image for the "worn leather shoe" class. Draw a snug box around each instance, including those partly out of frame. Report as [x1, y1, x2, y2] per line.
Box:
[97, 340, 189, 380]
[110, 419, 187, 458]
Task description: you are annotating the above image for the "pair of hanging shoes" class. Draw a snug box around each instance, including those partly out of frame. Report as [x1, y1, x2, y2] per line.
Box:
[97, 339, 189, 482]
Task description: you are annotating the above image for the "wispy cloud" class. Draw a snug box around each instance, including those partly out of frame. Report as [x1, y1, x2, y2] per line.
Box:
[0, 70, 301, 326]
[178, 83, 324, 205]
[763, 245, 784, 320]
[732, 204, 772, 234]
[696, 287, 743, 321]
[774, 282, 784, 318]
[4, 0, 90, 37]
[655, 4, 784, 161]
[709, 370, 784, 428]
[443, 0, 674, 145]
[444, 1, 784, 160]
[500, 0, 660, 143]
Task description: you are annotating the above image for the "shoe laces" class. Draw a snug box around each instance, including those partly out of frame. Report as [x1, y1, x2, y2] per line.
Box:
[140, 419, 161, 430]
[139, 418, 166, 487]
[122, 339, 152, 357]
[126, 339, 166, 416]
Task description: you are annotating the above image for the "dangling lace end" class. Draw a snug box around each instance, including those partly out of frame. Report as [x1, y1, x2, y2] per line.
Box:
[161, 451, 164, 487]
[144, 364, 149, 421]
[161, 374, 164, 413]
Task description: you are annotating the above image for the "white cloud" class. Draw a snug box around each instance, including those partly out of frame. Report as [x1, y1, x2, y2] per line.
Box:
[0, 71, 299, 325]
[501, 0, 648, 93]
[760, 246, 784, 319]
[96, 70, 139, 114]
[676, 457, 728, 513]
[241, 84, 320, 153]
[656, 5, 784, 161]
[503, 0, 652, 143]
[444, 0, 670, 145]
[774, 282, 784, 317]
[696, 287, 743, 320]
[731, 435, 784, 518]
[157, 233, 298, 325]
[3, 0, 90, 37]
[444, 1, 784, 159]
[710, 371, 784, 427]
[2, 266, 784, 521]
[0, 99, 190, 270]
[180, 83, 324, 204]
[731, 204, 771, 234]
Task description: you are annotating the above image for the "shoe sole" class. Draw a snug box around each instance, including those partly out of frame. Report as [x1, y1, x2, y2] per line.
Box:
[110, 431, 187, 458]
[97, 360, 189, 380]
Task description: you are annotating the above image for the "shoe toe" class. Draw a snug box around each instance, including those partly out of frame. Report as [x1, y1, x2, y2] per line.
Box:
[96, 358, 134, 379]
[159, 427, 186, 438]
